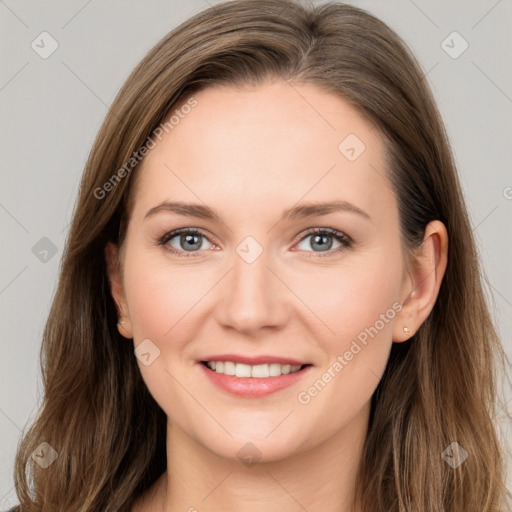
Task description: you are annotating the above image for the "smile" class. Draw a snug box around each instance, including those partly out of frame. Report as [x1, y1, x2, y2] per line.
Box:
[203, 360, 306, 377]
[198, 361, 313, 398]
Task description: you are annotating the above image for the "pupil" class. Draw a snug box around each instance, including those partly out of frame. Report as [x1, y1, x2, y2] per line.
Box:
[179, 234, 333, 252]
[183, 234, 201, 251]
[312, 234, 332, 252]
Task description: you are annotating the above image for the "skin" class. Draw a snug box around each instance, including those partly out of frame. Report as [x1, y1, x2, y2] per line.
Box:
[106, 79, 448, 512]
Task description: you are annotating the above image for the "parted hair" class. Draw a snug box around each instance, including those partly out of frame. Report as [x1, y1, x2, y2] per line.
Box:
[12, 1, 510, 511]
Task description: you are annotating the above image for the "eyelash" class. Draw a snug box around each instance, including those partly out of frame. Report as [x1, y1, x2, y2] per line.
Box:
[158, 227, 353, 259]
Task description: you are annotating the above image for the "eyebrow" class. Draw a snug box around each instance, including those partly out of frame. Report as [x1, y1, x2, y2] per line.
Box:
[144, 199, 372, 222]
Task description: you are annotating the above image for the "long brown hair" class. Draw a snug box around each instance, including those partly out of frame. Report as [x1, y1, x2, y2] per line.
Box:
[12, 1, 510, 510]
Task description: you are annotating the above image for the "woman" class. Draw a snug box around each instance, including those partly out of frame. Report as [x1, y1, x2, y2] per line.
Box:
[10, 0, 510, 510]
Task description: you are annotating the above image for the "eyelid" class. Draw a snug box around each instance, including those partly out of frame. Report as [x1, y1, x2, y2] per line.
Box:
[159, 227, 218, 255]
[291, 227, 353, 257]
[158, 227, 353, 258]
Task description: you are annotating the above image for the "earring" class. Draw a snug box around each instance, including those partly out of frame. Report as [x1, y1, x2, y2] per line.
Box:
[403, 326, 412, 335]
[117, 319, 131, 338]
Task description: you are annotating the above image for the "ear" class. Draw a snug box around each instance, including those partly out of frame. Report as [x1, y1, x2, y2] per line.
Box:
[393, 220, 448, 342]
[105, 242, 133, 339]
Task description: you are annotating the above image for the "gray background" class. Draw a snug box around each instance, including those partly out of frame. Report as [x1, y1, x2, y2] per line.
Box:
[1, 0, 511, 508]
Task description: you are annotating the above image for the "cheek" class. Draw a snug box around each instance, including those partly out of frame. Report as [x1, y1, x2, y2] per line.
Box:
[334, 264, 399, 342]
[298, 248, 402, 348]
[123, 247, 205, 344]
[121, 249, 206, 418]
[299, 247, 402, 396]
[123, 235, 403, 357]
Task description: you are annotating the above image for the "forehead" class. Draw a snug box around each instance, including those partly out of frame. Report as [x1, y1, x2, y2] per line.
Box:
[130, 79, 394, 224]
[166, 80, 381, 160]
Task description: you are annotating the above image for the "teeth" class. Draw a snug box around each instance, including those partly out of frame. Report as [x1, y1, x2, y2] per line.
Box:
[205, 361, 303, 378]
[235, 363, 252, 377]
[223, 361, 235, 375]
[251, 364, 269, 378]
[269, 363, 282, 376]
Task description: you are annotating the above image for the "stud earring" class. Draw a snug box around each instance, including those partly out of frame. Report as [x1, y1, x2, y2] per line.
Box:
[403, 326, 412, 335]
[117, 319, 132, 338]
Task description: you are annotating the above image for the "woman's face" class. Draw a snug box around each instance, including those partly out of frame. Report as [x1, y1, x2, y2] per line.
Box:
[109, 79, 413, 462]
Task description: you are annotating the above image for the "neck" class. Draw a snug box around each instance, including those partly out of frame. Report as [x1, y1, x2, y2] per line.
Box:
[145, 401, 370, 512]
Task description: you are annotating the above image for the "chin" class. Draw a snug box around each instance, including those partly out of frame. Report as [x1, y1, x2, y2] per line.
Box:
[196, 426, 313, 465]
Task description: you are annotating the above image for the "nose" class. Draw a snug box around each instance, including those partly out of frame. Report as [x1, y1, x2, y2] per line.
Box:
[215, 246, 290, 335]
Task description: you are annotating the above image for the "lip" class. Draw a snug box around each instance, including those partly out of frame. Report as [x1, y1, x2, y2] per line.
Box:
[197, 361, 314, 398]
[198, 354, 310, 366]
